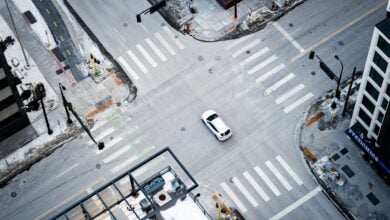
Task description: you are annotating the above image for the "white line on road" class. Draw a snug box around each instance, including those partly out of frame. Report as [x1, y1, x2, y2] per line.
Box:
[220, 182, 247, 213]
[232, 177, 259, 207]
[275, 84, 305, 104]
[276, 156, 304, 186]
[103, 145, 131, 163]
[255, 63, 285, 83]
[264, 73, 295, 96]
[117, 56, 139, 81]
[136, 44, 157, 67]
[55, 163, 79, 178]
[127, 49, 148, 74]
[265, 161, 292, 191]
[145, 38, 167, 61]
[272, 22, 305, 53]
[226, 35, 253, 50]
[269, 186, 322, 220]
[248, 55, 278, 75]
[155, 32, 176, 55]
[111, 155, 139, 173]
[243, 171, 270, 202]
[254, 166, 281, 196]
[283, 93, 313, 113]
[96, 136, 122, 155]
[162, 26, 185, 49]
[88, 127, 115, 145]
[240, 47, 269, 66]
[232, 39, 261, 58]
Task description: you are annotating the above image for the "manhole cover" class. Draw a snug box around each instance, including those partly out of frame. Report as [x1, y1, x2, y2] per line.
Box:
[338, 41, 344, 46]
[123, 23, 128, 27]
[341, 165, 355, 178]
[11, 192, 17, 197]
[198, 56, 204, 61]
[311, 71, 316, 76]
[110, 136, 114, 140]
[161, 23, 166, 27]
[246, 50, 251, 54]
[174, 35, 179, 39]
[289, 23, 294, 27]
[340, 148, 349, 155]
[96, 164, 101, 169]
[215, 56, 222, 61]
[366, 192, 380, 206]
[181, 127, 186, 131]
[209, 67, 215, 74]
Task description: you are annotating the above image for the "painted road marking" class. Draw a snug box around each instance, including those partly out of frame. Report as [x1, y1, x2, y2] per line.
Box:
[264, 73, 295, 96]
[248, 55, 278, 75]
[232, 39, 261, 58]
[255, 63, 285, 83]
[221, 182, 247, 213]
[232, 177, 259, 207]
[269, 186, 322, 220]
[254, 166, 281, 196]
[103, 145, 131, 163]
[243, 171, 270, 202]
[155, 32, 176, 55]
[275, 84, 305, 104]
[127, 49, 148, 74]
[145, 38, 167, 61]
[283, 93, 313, 113]
[88, 127, 115, 145]
[240, 47, 269, 66]
[226, 35, 253, 50]
[162, 26, 185, 49]
[118, 56, 139, 81]
[272, 22, 305, 53]
[111, 155, 138, 173]
[276, 156, 304, 186]
[96, 136, 122, 155]
[55, 163, 79, 178]
[136, 44, 157, 67]
[265, 161, 292, 191]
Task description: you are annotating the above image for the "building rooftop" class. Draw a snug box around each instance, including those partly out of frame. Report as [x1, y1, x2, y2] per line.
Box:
[376, 17, 390, 38]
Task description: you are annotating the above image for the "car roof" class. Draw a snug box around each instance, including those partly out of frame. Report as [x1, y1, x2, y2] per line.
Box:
[210, 117, 229, 132]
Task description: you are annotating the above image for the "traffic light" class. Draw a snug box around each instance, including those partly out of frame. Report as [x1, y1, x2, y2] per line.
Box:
[319, 61, 335, 80]
[149, 0, 166, 14]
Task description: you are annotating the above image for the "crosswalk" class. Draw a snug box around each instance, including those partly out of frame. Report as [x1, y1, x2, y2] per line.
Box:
[226, 35, 313, 114]
[219, 155, 304, 214]
[117, 25, 185, 82]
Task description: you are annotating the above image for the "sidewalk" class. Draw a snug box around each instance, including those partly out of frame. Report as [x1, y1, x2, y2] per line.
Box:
[298, 79, 390, 219]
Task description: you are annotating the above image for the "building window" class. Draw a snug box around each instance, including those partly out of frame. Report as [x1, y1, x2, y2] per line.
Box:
[374, 124, 380, 135]
[377, 35, 390, 58]
[373, 52, 388, 73]
[365, 82, 379, 101]
[358, 109, 371, 127]
[387, 84, 390, 97]
[369, 67, 383, 87]
[382, 98, 389, 110]
[362, 95, 375, 113]
[377, 111, 384, 123]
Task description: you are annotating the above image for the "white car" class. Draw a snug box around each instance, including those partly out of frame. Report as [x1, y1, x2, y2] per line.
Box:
[201, 110, 232, 141]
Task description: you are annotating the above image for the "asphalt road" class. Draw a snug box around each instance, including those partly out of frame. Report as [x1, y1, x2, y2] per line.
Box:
[0, 0, 386, 219]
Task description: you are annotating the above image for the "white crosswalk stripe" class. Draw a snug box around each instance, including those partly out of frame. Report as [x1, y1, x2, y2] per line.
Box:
[155, 32, 176, 55]
[240, 47, 269, 66]
[136, 44, 157, 68]
[127, 49, 148, 74]
[255, 63, 285, 83]
[264, 73, 295, 96]
[265, 161, 292, 191]
[276, 156, 304, 186]
[96, 136, 122, 155]
[232, 39, 261, 58]
[283, 93, 313, 113]
[88, 127, 115, 145]
[145, 38, 167, 61]
[103, 145, 131, 163]
[117, 56, 139, 81]
[248, 55, 278, 75]
[226, 35, 253, 50]
[243, 171, 270, 202]
[162, 26, 185, 49]
[275, 84, 305, 104]
[254, 166, 281, 196]
[111, 155, 138, 173]
[231, 177, 259, 207]
[220, 182, 247, 213]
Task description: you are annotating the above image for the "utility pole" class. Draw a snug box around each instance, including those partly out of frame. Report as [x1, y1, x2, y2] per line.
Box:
[342, 67, 356, 117]
[34, 83, 52, 135]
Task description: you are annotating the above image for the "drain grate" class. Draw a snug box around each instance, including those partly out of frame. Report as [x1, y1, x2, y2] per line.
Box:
[341, 165, 355, 178]
[340, 148, 349, 155]
[366, 192, 380, 206]
[331, 153, 340, 161]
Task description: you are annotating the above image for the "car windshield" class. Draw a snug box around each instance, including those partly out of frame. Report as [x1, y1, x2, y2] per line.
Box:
[206, 113, 218, 121]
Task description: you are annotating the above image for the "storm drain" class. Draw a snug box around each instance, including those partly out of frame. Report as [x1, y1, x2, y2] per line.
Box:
[366, 192, 380, 206]
[331, 153, 340, 161]
[341, 165, 355, 178]
[340, 148, 349, 155]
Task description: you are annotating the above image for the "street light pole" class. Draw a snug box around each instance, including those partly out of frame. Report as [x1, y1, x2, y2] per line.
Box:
[334, 55, 344, 99]
[59, 83, 72, 124]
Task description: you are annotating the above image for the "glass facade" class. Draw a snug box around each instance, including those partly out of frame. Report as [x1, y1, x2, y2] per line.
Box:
[365, 81, 379, 100]
[377, 35, 390, 58]
[369, 67, 383, 87]
[373, 51, 388, 72]
[362, 95, 375, 113]
[359, 109, 371, 127]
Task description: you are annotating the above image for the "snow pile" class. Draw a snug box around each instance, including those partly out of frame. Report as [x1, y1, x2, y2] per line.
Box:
[241, 6, 273, 30]
[313, 156, 345, 186]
